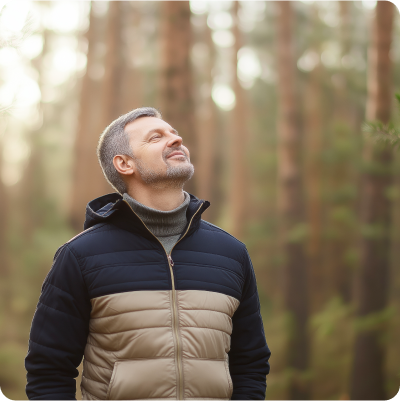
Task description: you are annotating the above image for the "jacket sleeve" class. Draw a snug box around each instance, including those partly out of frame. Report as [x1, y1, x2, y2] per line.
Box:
[228, 248, 271, 400]
[25, 244, 91, 400]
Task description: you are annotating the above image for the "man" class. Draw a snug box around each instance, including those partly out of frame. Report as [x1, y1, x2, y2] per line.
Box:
[25, 107, 271, 400]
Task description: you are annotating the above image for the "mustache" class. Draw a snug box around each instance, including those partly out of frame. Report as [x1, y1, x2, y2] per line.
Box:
[163, 147, 189, 160]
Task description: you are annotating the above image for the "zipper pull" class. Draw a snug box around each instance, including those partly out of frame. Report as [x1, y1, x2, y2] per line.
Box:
[168, 255, 174, 267]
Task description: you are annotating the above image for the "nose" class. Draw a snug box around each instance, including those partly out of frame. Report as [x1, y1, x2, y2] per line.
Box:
[167, 133, 183, 148]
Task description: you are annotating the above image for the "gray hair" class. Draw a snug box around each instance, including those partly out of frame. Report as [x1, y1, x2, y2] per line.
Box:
[97, 107, 162, 194]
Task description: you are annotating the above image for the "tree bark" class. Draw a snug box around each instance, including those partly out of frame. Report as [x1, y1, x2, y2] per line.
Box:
[69, 2, 122, 232]
[19, 25, 51, 240]
[228, 1, 250, 240]
[119, 2, 144, 112]
[158, 1, 196, 193]
[350, 2, 394, 400]
[328, 1, 355, 304]
[276, 2, 310, 399]
[194, 16, 217, 206]
[0, 141, 7, 277]
[0, 165, 4, 234]
[100, 1, 125, 123]
[304, 59, 323, 311]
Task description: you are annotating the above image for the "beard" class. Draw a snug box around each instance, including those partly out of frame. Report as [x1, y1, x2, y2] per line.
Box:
[133, 148, 194, 189]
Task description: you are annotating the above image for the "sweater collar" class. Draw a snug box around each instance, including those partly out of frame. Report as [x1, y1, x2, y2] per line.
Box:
[122, 192, 190, 237]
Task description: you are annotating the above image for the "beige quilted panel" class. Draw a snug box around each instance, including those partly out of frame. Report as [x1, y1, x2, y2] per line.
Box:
[106, 358, 177, 400]
[180, 326, 230, 359]
[182, 358, 233, 400]
[90, 290, 171, 318]
[82, 290, 175, 400]
[176, 290, 239, 317]
[81, 289, 240, 400]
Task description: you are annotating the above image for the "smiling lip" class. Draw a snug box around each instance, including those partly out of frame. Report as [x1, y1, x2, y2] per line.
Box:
[167, 151, 186, 158]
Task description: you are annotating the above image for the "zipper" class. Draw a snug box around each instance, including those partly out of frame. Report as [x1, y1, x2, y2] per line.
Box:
[167, 203, 202, 400]
[123, 199, 203, 400]
[167, 255, 182, 399]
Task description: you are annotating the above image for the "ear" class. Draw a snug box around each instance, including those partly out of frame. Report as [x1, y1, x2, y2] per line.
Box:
[113, 155, 135, 176]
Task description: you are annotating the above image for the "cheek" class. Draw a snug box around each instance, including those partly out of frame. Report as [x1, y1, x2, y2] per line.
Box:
[146, 145, 168, 166]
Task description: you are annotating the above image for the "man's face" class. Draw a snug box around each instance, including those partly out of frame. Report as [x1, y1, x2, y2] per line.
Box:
[124, 116, 194, 188]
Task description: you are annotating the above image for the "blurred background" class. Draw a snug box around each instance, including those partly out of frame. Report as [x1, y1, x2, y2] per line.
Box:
[0, 1, 399, 400]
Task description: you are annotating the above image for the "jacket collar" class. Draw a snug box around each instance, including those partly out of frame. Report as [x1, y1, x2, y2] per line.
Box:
[84, 192, 210, 242]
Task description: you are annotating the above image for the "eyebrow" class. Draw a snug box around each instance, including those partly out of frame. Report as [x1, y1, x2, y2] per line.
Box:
[144, 128, 180, 138]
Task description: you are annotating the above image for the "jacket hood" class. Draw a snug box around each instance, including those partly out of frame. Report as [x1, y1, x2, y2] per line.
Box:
[84, 193, 124, 230]
[83, 192, 210, 232]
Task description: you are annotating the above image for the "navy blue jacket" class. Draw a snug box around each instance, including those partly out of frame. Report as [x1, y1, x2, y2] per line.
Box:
[25, 193, 270, 400]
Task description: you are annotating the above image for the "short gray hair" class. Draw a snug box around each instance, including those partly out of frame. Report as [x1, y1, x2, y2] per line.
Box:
[97, 107, 162, 194]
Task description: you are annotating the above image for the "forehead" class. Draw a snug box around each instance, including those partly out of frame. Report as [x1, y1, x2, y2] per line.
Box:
[124, 116, 173, 140]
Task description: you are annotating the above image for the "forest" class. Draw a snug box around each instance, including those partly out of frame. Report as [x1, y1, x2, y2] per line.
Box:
[0, 1, 399, 400]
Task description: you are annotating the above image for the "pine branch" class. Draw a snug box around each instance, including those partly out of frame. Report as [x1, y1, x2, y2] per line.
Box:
[362, 93, 400, 149]
[395, 92, 400, 107]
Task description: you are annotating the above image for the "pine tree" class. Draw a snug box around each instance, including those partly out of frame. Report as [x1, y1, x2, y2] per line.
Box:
[276, 2, 310, 399]
[350, 2, 395, 399]
[158, 1, 196, 193]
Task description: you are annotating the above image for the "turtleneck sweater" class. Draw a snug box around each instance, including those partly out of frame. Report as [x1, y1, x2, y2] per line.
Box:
[123, 192, 190, 255]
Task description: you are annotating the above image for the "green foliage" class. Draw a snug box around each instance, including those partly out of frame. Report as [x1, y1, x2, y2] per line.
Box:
[0, 342, 28, 400]
[353, 306, 396, 335]
[260, 305, 290, 400]
[286, 223, 309, 243]
[361, 222, 391, 240]
[363, 93, 400, 149]
[363, 120, 400, 148]
[311, 297, 353, 340]
[309, 297, 354, 399]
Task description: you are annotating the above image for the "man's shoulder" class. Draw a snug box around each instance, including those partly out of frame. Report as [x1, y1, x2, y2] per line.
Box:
[199, 220, 247, 250]
[200, 220, 244, 243]
[66, 222, 111, 243]
[64, 222, 124, 256]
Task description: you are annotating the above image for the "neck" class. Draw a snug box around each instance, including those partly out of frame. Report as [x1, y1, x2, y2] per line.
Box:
[126, 183, 185, 211]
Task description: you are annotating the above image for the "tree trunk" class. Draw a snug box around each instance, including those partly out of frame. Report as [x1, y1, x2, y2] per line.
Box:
[0, 145, 8, 333]
[304, 57, 323, 312]
[19, 25, 52, 240]
[326, 1, 355, 304]
[276, 2, 310, 399]
[69, 2, 122, 232]
[100, 1, 124, 123]
[119, 2, 144, 112]
[158, 1, 196, 193]
[0, 141, 7, 277]
[350, 2, 394, 400]
[228, 1, 250, 240]
[194, 15, 217, 207]
[0, 136, 12, 349]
